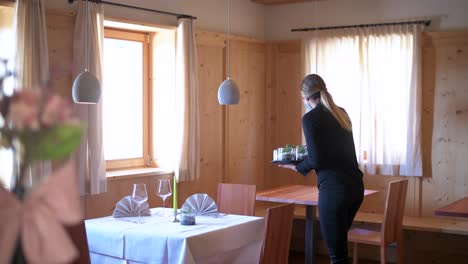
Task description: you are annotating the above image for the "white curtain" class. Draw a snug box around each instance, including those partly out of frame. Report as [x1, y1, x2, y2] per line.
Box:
[14, 0, 49, 89]
[73, 1, 106, 194]
[304, 24, 423, 176]
[174, 18, 200, 182]
[14, 0, 52, 187]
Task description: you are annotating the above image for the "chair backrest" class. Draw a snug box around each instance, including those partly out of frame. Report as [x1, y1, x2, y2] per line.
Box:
[217, 183, 256, 216]
[260, 203, 295, 264]
[65, 221, 91, 264]
[382, 179, 408, 244]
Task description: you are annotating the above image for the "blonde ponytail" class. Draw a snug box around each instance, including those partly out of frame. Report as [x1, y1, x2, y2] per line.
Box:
[320, 90, 352, 132]
[300, 74, 352, 132]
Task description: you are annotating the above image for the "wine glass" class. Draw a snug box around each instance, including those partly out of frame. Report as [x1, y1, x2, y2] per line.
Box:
[157, 179, 172, 217]
[132, 183, 148, 223]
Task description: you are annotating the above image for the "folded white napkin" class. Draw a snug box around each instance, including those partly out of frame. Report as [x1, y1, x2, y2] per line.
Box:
[113, 196, 151, 218]
[182, 193, 218, 216]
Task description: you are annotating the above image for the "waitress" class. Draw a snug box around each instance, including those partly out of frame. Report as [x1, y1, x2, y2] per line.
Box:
[279, 74, 364, 264]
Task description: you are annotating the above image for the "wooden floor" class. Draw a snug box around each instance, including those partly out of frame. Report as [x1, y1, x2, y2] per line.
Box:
[289, 252, 379, 264]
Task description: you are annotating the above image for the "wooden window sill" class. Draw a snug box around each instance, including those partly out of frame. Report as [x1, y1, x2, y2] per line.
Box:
[106, 167, 173, 181]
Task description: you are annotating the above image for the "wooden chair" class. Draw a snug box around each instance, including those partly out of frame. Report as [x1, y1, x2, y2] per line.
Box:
[217, 183, 256, 216]
[348, 179, 408, 264]
[260, 203, 295, 264]
[66, 221, 91, 264]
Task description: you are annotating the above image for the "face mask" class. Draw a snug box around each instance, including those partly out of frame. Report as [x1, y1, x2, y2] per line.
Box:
[304, 102, 313, 112]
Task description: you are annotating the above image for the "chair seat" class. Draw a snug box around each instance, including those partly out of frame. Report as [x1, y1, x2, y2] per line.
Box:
[348, 228, 382, 246]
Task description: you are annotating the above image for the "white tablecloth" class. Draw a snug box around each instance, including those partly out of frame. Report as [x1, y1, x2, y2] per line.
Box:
[85, 208, 265, 264]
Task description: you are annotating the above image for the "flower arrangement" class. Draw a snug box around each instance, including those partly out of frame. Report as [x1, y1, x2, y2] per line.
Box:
[0, 59, 84, 263]
[0, 72, 82, 198]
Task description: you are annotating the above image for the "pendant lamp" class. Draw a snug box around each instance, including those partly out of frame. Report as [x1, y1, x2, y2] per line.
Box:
[72, 0, 101, 104]
[217, 0, 239, 105]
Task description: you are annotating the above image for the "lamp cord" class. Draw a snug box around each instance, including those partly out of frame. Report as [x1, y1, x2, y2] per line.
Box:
[85, 0, 89, 72]
[314, 0, 317, 73]
[227, 0, 230, 79]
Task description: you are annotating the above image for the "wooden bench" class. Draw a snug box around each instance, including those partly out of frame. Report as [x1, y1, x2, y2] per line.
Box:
[255, 202, 468, 236]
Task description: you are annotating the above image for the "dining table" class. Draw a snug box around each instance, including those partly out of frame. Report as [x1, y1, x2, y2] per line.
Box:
[434, 197, 468, 218]
[256, 184, 378, 264]
[85, 208, 265, 264]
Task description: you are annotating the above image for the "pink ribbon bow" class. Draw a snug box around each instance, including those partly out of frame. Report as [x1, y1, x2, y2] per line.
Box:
[0, 161, 82, 264]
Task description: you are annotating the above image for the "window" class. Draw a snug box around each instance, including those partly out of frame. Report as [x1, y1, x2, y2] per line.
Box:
[304, 25, 423, 176]
[0, 5, 15, 189]
[0, 5, 14, 94]
[103, 28, 152, 170]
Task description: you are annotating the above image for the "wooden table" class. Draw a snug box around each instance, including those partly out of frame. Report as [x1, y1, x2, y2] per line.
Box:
[256, 185, 378, 264]
[434, 197, 468, 218]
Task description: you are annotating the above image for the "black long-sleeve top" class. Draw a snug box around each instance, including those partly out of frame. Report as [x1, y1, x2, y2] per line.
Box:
[295, 103, 362, 184]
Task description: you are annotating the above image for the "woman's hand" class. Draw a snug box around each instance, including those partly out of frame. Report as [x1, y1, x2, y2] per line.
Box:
[277, 164, 297, 171]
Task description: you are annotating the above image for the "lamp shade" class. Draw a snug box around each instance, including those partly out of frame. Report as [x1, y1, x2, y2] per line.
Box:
[72, 71, 101, 104]
[217, 78, 240, 105]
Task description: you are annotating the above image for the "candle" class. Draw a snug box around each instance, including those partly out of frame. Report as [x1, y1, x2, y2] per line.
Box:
[173, 176, 177, 213]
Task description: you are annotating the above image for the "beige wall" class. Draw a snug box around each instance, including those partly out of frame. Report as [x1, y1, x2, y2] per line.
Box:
[264, 0, 468, 40]
[44, 0, 266, 39]
[20, 0, 468, 41]
[7, 0, 468, 41]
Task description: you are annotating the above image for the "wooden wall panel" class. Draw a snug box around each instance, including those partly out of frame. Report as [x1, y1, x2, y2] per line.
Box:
[265, 41, 316, 190]
[227, 40, 266, 188]
[421, 31, 468, 217]
[178, 37, 224, 204]
[180, 33, 268, 203]
[84, 174, 173, 219]
[46, 10, 75, 101]
[264, 44, 275, 190]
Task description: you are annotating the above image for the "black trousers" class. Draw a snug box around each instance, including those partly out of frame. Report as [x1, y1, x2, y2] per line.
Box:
[317, 170, 364, 264]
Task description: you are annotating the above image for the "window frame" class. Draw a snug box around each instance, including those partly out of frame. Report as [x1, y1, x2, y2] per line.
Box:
[103, 28, 154, 170]
[0, 1, 15, 8]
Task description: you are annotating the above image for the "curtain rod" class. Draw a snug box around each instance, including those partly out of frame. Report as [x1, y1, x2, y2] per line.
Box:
[68, 0, 197, 20]
[291, 20, 431, 32]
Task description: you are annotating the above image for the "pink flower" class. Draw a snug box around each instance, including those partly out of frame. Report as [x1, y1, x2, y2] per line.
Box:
[3, 90, 77, 131]
[41, 94, 73, 127]
[6, 90, 40, 131]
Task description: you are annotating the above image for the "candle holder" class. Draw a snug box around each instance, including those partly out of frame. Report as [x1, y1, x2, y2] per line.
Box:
[180, 205, 196, 225]
[172, 208, 179, 223]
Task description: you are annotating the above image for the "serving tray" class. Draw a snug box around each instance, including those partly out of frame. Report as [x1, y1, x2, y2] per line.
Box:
[271, 160, 303, 165]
